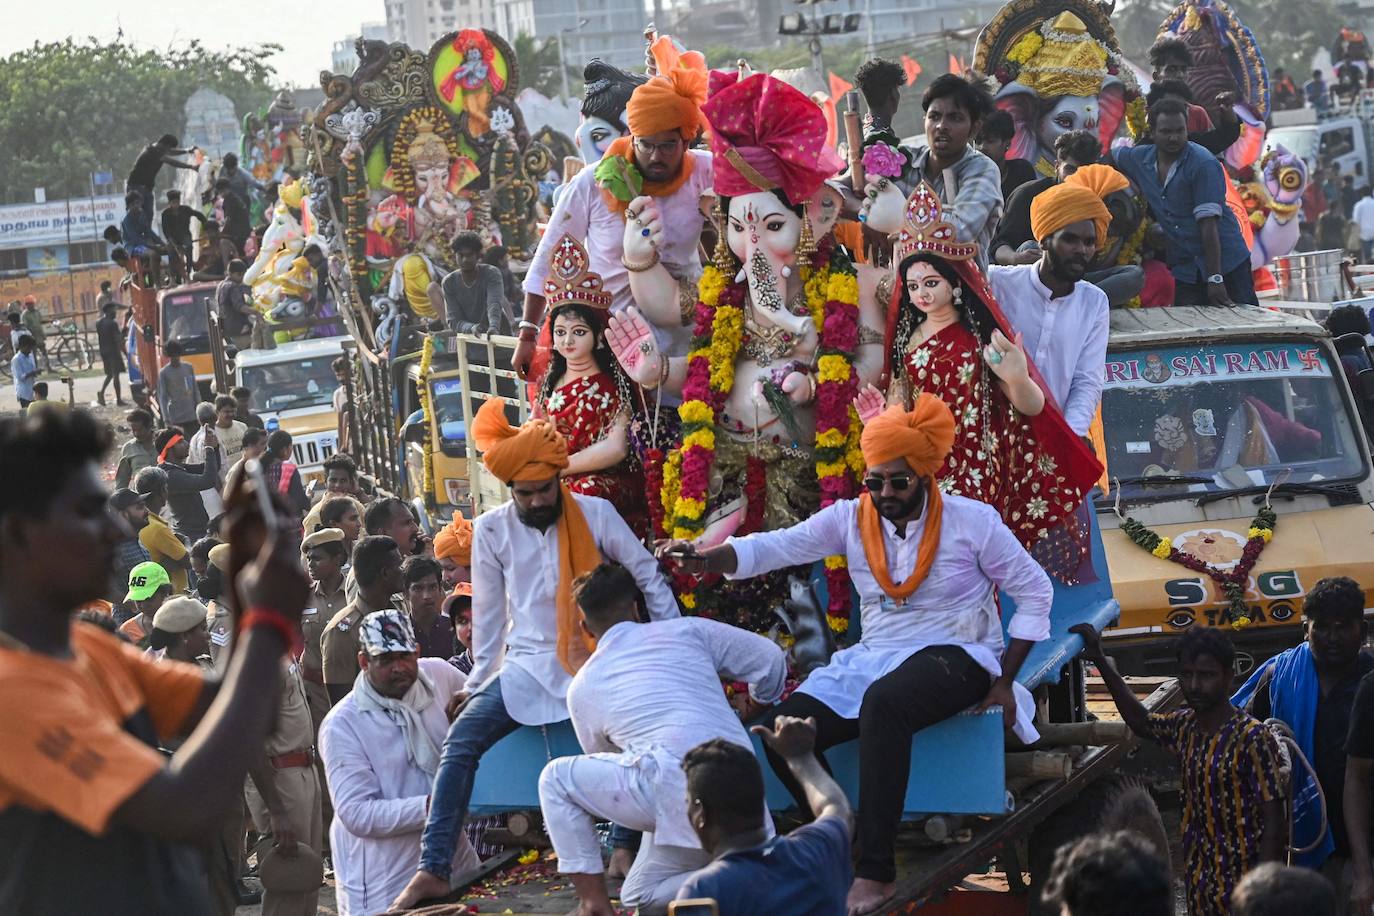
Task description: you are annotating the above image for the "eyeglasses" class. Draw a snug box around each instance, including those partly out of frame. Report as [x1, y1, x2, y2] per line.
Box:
[633, 137, 683, 157]
[863, 474, 916, 494]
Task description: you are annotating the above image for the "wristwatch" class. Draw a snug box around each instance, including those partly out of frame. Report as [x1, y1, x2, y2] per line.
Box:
[1206, 274, 1225, 285]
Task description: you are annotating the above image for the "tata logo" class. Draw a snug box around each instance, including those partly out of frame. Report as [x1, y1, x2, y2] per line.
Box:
[1162, 571, 1304, 629]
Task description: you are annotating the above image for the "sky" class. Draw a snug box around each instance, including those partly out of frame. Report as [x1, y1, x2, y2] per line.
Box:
[7, 1, 387, 88]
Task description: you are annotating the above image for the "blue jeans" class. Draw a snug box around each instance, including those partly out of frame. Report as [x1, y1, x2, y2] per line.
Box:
[419, 676, 520, 878]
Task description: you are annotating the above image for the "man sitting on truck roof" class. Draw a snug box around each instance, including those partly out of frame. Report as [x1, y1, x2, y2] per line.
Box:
[658, 398, 1054, 915]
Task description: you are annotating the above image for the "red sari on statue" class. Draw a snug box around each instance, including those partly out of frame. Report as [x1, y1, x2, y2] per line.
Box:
[884, 183, 1103, 581]
[536, 372, 650, 539]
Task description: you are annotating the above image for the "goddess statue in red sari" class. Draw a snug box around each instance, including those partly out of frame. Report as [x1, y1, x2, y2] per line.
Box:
[531, 235, 649, 537]
[855, 183, 1102, 576]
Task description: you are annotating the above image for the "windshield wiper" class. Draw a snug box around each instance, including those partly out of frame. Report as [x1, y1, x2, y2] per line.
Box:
[1194, 480, 1348, 508]
[1111, 475, 1214, 487]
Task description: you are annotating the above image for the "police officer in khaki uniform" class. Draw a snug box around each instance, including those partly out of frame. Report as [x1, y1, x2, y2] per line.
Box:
[300, 528, 349, 722]
[320, 535, 404, 705]
[246, 657, 324, 916]
[205, 544, 236, 668]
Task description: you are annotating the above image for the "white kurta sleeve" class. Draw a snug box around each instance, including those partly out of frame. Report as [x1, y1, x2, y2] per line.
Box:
[319, 714, 429, 839]
[465, 516, 508, 692]
[689, 618, 788, 705]
[974, 508, 1054, 642]
[1063, 292, 1109, 436]
[727, 501, 851, 581]
[591, 499, 680, 621]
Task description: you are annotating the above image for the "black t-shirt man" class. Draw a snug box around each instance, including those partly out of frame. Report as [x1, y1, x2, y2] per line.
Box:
[128, 145, 168, 189]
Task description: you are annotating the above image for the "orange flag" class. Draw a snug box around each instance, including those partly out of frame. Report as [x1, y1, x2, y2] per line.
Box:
[948, 53, 963, 75]
[901, 55, 922, 83]
[829, 71, 854, 102]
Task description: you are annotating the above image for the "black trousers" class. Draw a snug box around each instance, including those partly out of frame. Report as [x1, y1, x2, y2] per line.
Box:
[757, 645, 991, 883]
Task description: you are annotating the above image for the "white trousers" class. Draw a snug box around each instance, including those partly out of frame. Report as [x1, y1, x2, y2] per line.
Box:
[539, 752, 711, 912]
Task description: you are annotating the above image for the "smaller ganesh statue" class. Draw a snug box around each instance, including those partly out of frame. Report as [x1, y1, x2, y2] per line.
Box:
[437, 29, 507, 137]
[531, 234, 649, 536]
[975, 0, 1143, 174]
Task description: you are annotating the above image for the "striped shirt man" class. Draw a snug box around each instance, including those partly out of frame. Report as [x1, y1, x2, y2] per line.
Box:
[1147, 706, 1285, 914]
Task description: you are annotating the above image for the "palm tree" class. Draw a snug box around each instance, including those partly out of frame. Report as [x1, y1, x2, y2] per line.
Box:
[513, 32, 576, 99]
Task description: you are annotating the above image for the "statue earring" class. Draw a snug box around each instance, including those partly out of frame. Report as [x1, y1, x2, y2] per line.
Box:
[795, 212, 817, 263]
[712, 198, 736, 271]
[952, 286, 963, 307]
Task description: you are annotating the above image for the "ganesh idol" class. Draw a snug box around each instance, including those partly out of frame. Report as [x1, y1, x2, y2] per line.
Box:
[975, 2, 1143, 174]
[607, 72, 888, 624]
[855, 181, 1102, 577]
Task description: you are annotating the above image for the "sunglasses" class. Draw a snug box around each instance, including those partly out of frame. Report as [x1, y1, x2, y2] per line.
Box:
[863, 474, 917, 494]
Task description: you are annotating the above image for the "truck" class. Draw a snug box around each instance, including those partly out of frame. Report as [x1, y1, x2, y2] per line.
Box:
[231, 338, 349, 484]
[1095, 305, 1374, 676]
[1268, 97, 1374, 191]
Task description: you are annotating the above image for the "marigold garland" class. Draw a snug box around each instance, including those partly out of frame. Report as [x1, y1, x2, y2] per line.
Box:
[661, 238, 862, 630]
[415, 335, 437, 499]
[1121, 505, 1277, 628]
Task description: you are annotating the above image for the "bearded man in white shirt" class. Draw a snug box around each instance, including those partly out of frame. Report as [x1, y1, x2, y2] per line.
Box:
[985, 182, 1112, 438]
[319, 610, 480, 915]
[538, 562, 787, 915]
[390, 399, 680, 910]
[659, 396, 1054, 915]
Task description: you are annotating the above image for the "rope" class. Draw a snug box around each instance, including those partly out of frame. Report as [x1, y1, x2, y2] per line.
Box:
[1264, 718, 1330, 860]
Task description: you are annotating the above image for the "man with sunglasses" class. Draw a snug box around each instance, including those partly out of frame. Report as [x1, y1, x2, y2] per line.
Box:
[512, 57, 714, 384]
[658, 396, 1053, 916]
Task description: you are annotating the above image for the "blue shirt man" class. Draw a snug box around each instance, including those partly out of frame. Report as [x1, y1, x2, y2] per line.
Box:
[120, 194, 165, 257]
[1111, 98, 1254, 306]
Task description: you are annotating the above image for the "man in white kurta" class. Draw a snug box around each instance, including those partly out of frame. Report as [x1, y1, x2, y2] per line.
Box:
[319, 610, 480, 916]
[659, 397, 1053, 914]
[539, 563, 787, 914]
[391, 400, 679, 910]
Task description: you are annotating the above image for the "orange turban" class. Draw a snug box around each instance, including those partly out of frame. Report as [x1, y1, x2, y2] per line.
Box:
[434, 514, 473, 566]
[626, 68, 709, 140]
[1030, 182, 1112, 248]
[859, 396, 956, 477]
[1063, 163, 1129, 199]
[471, 398, 568, 482]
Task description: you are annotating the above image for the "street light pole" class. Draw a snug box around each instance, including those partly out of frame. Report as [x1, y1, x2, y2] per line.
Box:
[557, 36, 570, 101]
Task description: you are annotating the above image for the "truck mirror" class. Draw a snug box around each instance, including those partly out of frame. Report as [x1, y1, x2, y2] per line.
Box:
[142, 324, 155, 342]
[225, 345, 239, 360]
[403, 422, 428, 444]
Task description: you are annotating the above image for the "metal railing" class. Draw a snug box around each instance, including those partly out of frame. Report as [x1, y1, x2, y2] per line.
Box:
[453, 331, 529, 516]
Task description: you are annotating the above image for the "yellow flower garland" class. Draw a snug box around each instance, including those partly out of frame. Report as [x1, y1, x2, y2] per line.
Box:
[415, 335, 436, 499]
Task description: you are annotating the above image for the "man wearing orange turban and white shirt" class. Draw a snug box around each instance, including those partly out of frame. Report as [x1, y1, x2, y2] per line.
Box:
[390, 399, 679, 910]
[985, 180, 1113, 438]
[512, 39, 714, 384]
[659, 396, 1053, 915]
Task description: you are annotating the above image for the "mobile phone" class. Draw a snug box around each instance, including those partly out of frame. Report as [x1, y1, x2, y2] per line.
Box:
[668, 901, 719, 916]
[244, 458, 277, 526]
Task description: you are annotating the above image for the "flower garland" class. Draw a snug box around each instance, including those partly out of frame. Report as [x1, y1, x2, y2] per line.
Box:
[1120, 505, 1276, 628]
[808, 239, 861, 630]
[415, 334, 436, 500]
[1114, 207, 1150, 308]
[664, 238, 861, 630]
[644, 447, 668, 540]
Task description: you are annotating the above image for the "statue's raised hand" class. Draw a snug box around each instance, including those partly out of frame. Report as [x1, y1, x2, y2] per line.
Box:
[622, 196, 663, 266]
[859, 177, 905, 235]
[607, 306, 663, 387]
[853, 383, 886, 424]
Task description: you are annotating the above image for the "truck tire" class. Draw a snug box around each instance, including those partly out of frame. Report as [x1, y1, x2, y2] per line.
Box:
[1026, 777, 1169, 914]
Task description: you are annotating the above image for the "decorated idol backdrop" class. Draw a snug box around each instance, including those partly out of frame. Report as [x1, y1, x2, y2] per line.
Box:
[974, 0, 1144, 176]
[307, 29, 550, 329]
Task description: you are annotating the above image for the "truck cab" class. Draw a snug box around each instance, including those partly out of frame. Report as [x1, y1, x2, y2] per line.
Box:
[158, 282, 219, 399]
[1096, 306, 1374, 676]
[1269, 107, 1374, 190]
[233, 338, 349, 484]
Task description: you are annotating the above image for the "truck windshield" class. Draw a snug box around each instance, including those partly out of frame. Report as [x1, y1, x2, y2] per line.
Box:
[241, 358, 341, 412]
[1097, 340, 1365, 503]
[432, 378, 466, 443]
[1266, 128, 1317, 165]
[161, 289, 212, 343]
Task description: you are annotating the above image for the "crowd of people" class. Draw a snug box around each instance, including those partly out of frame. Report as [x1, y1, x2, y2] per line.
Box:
[5, 40, 1374, 916]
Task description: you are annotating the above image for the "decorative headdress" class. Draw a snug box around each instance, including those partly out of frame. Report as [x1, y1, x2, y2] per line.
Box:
[702, 72, 843, 206]
[407, 121, 452, 172]
[894, 182, 980, 264]
[1011, 13, 1111, 99]
[542, 235, 612, 309]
